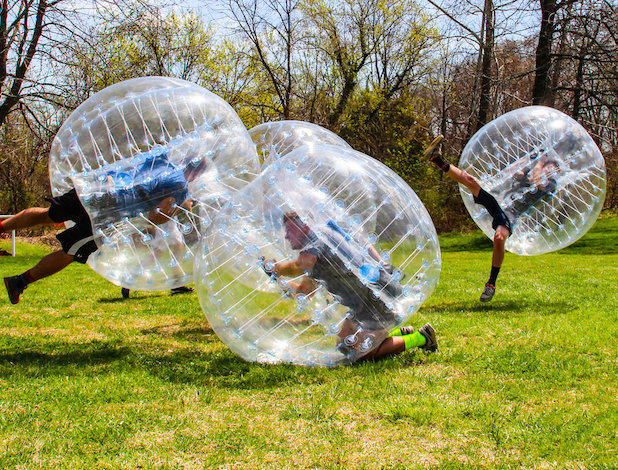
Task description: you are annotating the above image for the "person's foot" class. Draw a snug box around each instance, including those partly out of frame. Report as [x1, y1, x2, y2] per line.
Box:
[480, 283, 496, 302]
[121, 288, 130, 299]
[389, 325, 415, 337]
[422, 135, 445, 161]
[4, 275, 26, 304]
[170, 286, 194, 295]
[419, 323, 438, 352]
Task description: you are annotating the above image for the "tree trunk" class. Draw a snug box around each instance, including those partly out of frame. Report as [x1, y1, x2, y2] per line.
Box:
[532, 0, 558, 105]
[475, 0, 494, 131]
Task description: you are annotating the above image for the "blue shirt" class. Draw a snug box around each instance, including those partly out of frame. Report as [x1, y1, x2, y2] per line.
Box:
[107, 150, 189, 219]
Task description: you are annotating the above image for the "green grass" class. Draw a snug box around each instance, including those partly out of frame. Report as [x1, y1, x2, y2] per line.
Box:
[0, 217, 616, 469]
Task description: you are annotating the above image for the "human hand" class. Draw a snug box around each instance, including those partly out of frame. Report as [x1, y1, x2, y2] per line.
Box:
[258, 256, 278, 279]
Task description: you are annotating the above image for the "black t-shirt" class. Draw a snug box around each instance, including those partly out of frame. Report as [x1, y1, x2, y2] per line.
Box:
[301, 226, 397, 329]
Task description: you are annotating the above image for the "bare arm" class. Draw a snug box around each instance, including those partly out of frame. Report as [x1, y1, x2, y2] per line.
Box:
[147, 196, 176, 225]
[274, 251, 318, 277]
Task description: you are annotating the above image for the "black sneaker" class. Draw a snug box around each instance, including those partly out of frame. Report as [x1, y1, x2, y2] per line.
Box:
[419, 323, 438, 352]
[121, 288, 130, 299]
[170, 286, 194, 295]
[4, 275, 27, 304]
[399, 326, 415, 336]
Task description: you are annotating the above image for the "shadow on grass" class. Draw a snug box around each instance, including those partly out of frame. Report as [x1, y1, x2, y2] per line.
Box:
[0, 333, 333, 390]
[0, 323, 423, 390]
[0, 344, 131, 369]
[137, 347, 426, 390]
[98, 293, 168, 303]
[425, 298, 575, 316]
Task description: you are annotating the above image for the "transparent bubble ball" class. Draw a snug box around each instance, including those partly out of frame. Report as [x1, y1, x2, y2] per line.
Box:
[459, 106, 606, 255]
[194, 144, 441, 366]
[48, 77, 259, 289]
[249, 120, 350, 166]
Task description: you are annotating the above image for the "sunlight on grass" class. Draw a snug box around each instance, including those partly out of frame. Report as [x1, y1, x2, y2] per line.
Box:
[0, 217, 616, 468]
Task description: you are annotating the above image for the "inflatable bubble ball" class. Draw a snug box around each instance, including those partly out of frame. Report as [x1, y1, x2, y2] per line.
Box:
[48, 77, 259, 290]
[249, 120, 351, 166]
[194, 144, 441, 367]
[459, 106, 606, 255]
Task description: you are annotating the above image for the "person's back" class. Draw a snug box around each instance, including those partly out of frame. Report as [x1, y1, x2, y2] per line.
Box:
[503, 157, 559, 219]
[303, 225, 398, 329]
[110, 151, 189, 219]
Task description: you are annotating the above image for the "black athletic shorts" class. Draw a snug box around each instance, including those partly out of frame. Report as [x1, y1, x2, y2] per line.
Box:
[46, 189, 97, 264]
[473, 189, 513, 234]
[491, 207, 513, 233]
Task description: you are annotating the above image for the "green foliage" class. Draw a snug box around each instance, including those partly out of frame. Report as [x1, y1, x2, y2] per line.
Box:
[0, 217, 615, 468]
[70, 9, 220, 89]
[338, 89, 473, 232]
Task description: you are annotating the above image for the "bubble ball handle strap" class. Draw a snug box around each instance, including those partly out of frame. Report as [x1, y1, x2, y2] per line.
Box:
[258, 256, 279, 280]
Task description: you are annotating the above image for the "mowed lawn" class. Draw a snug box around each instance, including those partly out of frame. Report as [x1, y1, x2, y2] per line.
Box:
[0, 217, 616, 469]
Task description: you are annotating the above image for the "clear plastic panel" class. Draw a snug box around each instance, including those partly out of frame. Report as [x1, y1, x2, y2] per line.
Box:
[195, 144, 441, 366]
[459, 106, 606, 255]
[48, 77, 259, 289]
[249, 120, 351, 166]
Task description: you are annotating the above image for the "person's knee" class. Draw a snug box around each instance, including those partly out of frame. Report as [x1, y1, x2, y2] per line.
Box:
[297, 277, 316, 295]
[494, 227, 508, 244]
[462, 172, 481, 193]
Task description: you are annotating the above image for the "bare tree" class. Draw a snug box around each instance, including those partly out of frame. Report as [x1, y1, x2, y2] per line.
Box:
[225, 0, 303, 119]
[0, 0, 62, 128]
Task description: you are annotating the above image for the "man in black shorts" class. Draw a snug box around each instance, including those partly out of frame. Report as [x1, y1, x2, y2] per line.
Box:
[1, 189, 98, 304]
[505, 155, 559, 219]
[2, 154, 207, 304]
[424, 135, 512, 302]
[261, 212, 437, 362]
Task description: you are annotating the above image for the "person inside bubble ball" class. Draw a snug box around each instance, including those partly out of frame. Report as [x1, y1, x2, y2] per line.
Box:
[424, 135, 512, 303]
[2, 152, 207, 305]
[504, 154, 559, 219]
[261, 211, 437, 361]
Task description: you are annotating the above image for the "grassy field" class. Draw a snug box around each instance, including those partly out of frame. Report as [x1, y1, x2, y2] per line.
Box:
[0, 216, 616, 469]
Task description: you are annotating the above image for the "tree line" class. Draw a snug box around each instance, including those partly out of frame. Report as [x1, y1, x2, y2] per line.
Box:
[1, 0, 615, 232]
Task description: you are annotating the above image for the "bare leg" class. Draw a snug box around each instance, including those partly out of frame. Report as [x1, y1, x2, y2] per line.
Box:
[28, 250, 74, 281]
[359, 336, 405, 360]
[492, 226, 509, 268]
[2, 207, 54, 231]
[445, 165, 482, 197]
[337, 319, 405, 361]
[426, 136, 508, 301]
[290, 277, 317, 296]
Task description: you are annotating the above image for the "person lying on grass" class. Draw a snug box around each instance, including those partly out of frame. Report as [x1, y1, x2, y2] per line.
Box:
[261, 211, 437, 362]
